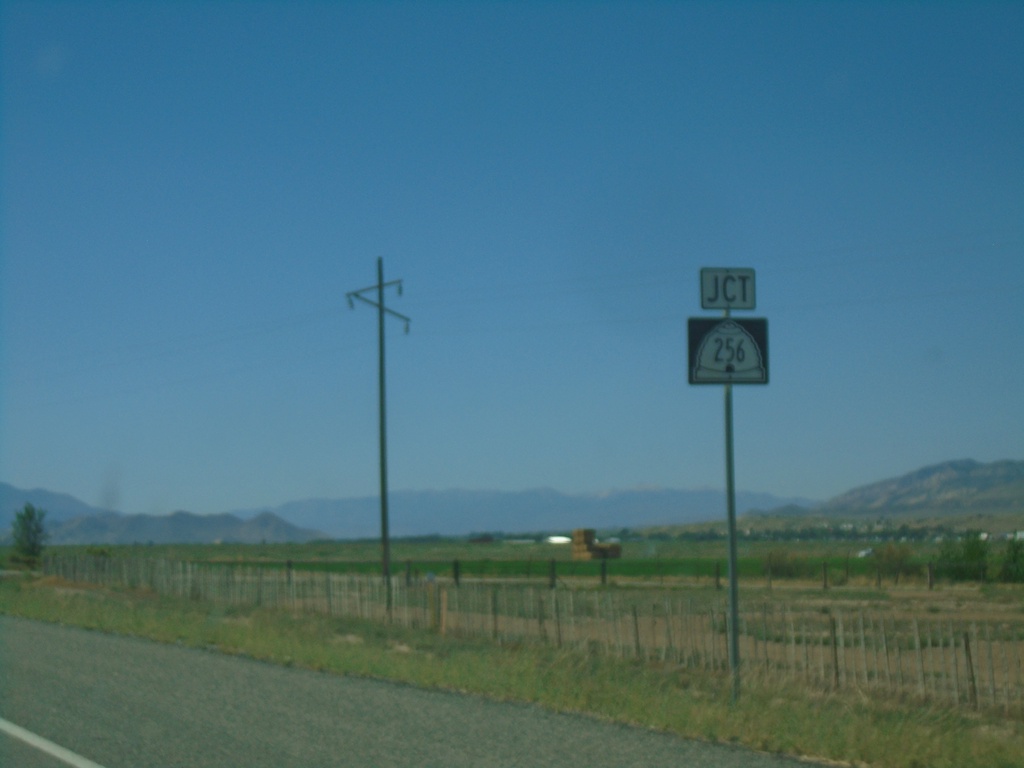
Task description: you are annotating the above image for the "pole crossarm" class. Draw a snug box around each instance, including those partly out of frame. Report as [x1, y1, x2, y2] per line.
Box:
[347, 291, 412, 329]
[347, 277, 404, 296]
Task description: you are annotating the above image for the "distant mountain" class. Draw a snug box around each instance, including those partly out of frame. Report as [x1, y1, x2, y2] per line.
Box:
[0, 482, 117, 529]
[230, 487, 818, 539]
[2, 481, 813, 543]
[1, 482, 326, 545]
[44, 510, 325, 545]
[819, 459, 1024, 518]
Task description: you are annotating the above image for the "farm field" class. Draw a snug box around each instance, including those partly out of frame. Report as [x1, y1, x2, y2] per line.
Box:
[45, 534, 1011, 589]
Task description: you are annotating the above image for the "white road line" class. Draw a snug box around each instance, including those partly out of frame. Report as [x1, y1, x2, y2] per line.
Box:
[0, 717, 108, 768]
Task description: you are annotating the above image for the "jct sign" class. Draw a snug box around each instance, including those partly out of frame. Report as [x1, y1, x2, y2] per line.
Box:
[700, 268, 755, 310]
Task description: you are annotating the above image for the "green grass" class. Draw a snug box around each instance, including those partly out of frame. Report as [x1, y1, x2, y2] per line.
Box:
[2, 573, 1023, 768]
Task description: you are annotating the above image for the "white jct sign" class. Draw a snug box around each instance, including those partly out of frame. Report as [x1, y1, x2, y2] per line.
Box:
[700, 268, 756, 310]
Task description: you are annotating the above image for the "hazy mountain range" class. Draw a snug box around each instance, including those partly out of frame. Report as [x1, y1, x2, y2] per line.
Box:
[2, 459, 1021, 545]
[228, 487, 814, 540]
[0, 484, 809, 544]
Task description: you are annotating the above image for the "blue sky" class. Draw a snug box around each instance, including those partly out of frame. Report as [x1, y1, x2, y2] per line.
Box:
[2, 1, 1021, 517]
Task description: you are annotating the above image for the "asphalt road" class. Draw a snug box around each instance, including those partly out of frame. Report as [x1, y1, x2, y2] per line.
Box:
[0, 616, 813, 767]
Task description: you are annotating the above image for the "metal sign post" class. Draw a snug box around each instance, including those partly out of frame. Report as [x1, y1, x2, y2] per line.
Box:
[689, 269, 768, 705]
[723, 337, 740, 706]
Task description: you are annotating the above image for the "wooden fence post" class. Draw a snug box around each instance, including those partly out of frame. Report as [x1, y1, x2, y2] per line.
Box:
[664, 598, 675, 662]
[440, 588, 448, 636]
[830, 616, 840, 689]
[632, 605, 642, 659]
[554, 593, 563, 648]
[491, 588, 499, 641]
[709, 609, 718, 670]
[984, 622, 996, 709]
[950, 622, 961, 706]
[427, 583, 436, 631]
[964, 631, 978, 710]
[567, 590, 577, 649]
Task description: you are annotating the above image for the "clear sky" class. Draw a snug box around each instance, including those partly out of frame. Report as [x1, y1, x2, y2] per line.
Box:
[2, 1, 1022, 517]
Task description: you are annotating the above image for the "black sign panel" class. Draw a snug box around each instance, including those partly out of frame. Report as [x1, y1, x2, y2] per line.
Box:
[688, 318, 768, 385]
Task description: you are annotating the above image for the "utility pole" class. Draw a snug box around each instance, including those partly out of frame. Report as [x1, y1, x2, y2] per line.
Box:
[347, 257, 410, 611]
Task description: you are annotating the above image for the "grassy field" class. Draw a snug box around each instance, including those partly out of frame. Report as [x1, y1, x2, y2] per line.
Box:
[50, 537, 933, 560]
[3, 567, 1024, 767]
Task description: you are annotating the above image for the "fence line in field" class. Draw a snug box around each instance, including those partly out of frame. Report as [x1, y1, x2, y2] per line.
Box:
[43, 554, 1024, 714]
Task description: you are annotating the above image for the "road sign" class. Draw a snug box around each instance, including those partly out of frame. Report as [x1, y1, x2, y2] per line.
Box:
[700, 268, 755, 310]
[688, 318, 768, 384]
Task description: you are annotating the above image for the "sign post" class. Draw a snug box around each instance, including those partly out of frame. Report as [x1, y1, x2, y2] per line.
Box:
[689, 268, 768, 705]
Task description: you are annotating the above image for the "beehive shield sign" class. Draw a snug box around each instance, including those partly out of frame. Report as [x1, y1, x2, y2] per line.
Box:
[688, 318, 768, 384]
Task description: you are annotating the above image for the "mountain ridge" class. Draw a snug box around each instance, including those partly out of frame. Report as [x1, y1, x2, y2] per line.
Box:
[818, 459, 1024, 516]
[2, 458, 1021, 544]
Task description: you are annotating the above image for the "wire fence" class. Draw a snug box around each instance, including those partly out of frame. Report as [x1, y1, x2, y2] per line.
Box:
[44, 553, 1024, 715]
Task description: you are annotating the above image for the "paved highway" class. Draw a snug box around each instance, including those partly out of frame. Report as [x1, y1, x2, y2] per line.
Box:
[1, 617, 812, 767]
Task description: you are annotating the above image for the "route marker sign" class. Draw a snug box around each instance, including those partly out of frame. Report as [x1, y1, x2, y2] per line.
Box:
[700, 268, 755, 310]
[688, 268, 768, 704]
[688, 318, 768, 384]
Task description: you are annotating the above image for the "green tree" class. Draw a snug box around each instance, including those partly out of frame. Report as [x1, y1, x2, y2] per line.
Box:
[11, 503, 48, 564]
[998, 538, 1024, 583]
[936, 531, 989, 582]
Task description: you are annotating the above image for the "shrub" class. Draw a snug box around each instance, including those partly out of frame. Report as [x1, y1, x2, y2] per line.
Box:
[872, 543, 921, 582]
[765, 551, 816, 579]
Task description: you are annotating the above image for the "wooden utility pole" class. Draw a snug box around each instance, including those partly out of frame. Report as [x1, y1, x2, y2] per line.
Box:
[347, 257, 410, 610]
